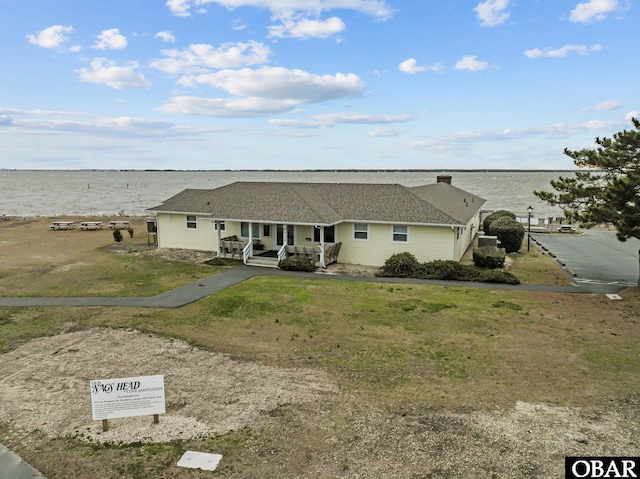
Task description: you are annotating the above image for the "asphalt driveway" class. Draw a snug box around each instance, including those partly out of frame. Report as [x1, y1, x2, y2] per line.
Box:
[531, 229, 639, 289]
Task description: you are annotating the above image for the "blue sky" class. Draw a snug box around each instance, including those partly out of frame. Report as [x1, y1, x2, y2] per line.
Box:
[0, 0, 637, 170]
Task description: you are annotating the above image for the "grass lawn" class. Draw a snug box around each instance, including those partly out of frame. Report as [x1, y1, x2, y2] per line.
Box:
[1, 218, 639, 478]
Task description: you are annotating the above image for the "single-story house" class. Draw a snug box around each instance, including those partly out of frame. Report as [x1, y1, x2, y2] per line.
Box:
[147, 176, 486, 268]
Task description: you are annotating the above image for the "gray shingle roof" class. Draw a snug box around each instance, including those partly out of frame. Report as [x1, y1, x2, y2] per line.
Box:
[148, 181, 486, 226]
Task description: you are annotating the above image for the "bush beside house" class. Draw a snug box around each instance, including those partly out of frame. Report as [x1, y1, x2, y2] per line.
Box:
[377, 253, 520, 285]
[487, 216, 525, 253]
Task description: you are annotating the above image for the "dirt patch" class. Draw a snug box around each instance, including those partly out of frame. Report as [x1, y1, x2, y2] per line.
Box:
[0, 328, 335, 445]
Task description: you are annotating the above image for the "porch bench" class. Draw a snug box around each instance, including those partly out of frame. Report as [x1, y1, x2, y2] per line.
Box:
[221, 240, 247, 259]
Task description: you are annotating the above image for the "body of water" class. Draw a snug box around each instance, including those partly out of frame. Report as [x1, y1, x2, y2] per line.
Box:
[0, 170, 573, 219]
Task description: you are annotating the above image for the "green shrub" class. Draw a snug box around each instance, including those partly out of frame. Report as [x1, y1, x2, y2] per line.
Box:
[477, 269, 520, 285]
[420, 260, 466, 280]
[483, 210, 516, 233]
[488, 216, 525, 253]
[278, 257, 317, 272]
[379, 252, 420, 277]
[377, 253, 520, 285]
[472, 246, 506, 269]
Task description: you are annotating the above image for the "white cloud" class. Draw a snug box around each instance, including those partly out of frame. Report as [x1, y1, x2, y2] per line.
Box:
[158, 95, 299, 117]
[26, 25, 74, 49]
[368, 127, 406, 137]
[312, 112, 411, 125]
[398, 58, 443, 74]
[454, 55, 488, 71]
[182, 66, 364, 103]
[268, 112, 411, 130]
[0, 107, 82, 117]
[232, 18, 248, 30]
[166, 0, 394, 21]
[155, 30, 176, 43]
[410, 119, 634, 149]
[268, 16, 345, 39]
[158, 67, 365, 117]
[474, 0, 511, 27]
[624, 110, 639, 121]
[269, 118, 324, 128]
[398, 58, 425, 74]
[150, 41, 271, 74]
[93, 29, 128, 50]
[569, 0, 620, 24]
[524, 44, 602, 58]
[77, 58, 152, 89]
[590, 99, 622, 111]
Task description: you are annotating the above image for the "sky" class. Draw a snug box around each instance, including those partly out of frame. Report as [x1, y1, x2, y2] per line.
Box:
[0, 0, 638, 170]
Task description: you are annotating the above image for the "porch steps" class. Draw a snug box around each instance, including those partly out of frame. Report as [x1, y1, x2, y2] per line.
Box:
[246, 256, 279, 268]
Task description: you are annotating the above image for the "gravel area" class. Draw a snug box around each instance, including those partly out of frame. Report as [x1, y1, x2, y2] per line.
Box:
[0, 328, 335, 445]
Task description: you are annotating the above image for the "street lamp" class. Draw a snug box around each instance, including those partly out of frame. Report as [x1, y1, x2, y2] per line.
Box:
[527, 206, 533, 251]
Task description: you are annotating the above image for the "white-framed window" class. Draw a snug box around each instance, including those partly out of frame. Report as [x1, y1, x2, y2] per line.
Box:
[392, 225, 409, 242]
[353, 223, 369, 240]
[214, 221, 226, 231]
[263, 224, 271, 237]
[186, 215, 197, 229]
[241, 222, 260, 238]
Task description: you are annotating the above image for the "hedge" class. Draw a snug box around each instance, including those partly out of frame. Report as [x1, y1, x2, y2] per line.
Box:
[488, 216, 525, 253]
[483, 209, 516, 233]
[377, 253, 519, 284]
[278, 257, 317, 272]
[472, 245, 506, 269]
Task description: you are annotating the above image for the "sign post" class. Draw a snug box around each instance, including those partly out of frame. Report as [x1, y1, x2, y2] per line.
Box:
[90, 375, 165, 431]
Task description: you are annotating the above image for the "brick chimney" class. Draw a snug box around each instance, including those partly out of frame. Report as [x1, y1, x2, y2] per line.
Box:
[436, 175, 452, 184]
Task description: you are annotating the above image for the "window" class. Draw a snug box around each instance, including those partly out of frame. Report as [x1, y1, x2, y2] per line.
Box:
[186, 215, 197, 229]
[353, 223, 368, 240]
[314, 225, 335, 243]
[392, 225, 408, 242]
[241, 222, 260, 238]
[263, 224, 271, 237]
[214, 221, 226, 231]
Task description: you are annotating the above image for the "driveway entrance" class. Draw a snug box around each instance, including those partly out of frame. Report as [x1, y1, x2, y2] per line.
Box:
[532, 229, 639, 289]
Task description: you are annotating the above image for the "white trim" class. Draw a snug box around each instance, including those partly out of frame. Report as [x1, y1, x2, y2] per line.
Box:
[353, 223, 369, 241]
[186, 215, 198, 230]
[391, 225, 409, 243]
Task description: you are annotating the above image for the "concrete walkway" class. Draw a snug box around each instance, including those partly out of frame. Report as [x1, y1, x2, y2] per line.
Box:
[0, 264, 627, 311]
[0, 443, 47, 478]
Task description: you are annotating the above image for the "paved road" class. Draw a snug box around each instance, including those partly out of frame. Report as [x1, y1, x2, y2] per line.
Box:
[532, 229, 639, 290]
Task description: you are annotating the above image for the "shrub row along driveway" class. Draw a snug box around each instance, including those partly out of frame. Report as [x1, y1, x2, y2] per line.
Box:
[532, 229, 639, 288]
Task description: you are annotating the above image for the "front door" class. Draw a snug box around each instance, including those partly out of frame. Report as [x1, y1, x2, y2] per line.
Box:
[276, 224, 295, 247]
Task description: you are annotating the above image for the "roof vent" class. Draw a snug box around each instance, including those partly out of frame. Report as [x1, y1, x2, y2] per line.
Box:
[437, 175, 452, 184]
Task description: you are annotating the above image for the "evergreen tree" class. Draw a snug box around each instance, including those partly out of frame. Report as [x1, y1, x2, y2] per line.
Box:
[535, 117, 640, 286]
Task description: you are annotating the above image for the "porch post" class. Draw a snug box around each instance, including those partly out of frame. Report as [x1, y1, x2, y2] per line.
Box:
[283, 224, 288, 247]
[215, 220, 223, 258]
[319, 226, 325, 268]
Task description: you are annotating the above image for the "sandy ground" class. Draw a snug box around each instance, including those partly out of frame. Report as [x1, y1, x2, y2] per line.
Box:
[0, 328, 335, 445]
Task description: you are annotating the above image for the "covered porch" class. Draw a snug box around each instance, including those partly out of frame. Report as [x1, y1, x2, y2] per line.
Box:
[215, 222, 342, 268]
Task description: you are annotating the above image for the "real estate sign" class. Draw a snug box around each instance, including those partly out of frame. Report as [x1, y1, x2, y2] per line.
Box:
[90, 375, 165, 421]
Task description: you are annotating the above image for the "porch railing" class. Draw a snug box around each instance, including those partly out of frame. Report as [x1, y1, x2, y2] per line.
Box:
[242, 241, 253, 264]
